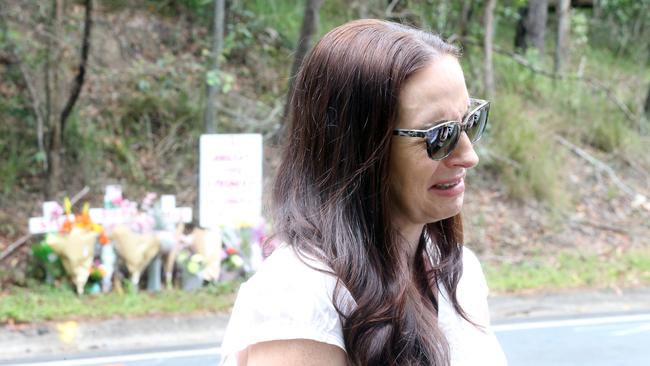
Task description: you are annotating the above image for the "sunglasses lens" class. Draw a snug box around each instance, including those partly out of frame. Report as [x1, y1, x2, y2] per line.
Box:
[465, 103, 489, 143]
[426, 124, 461, 160]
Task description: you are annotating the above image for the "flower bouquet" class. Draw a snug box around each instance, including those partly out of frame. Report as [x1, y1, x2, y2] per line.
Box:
[45, 198, 106, 294]
[177, 250, 206, 291]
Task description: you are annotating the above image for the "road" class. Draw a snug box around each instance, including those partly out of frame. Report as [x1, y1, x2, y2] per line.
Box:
[2, 345, 222, 366]
[4, 312, 650, 366]
[494, 312, 650, 366]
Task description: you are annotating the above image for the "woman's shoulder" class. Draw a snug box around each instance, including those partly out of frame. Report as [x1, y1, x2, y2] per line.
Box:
[245, 244, 338, 293]
[219, 244, 347, 365]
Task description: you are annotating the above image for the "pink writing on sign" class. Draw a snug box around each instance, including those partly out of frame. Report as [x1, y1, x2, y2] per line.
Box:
[213, 153, 249, 161]
[214, 180, 254, 188]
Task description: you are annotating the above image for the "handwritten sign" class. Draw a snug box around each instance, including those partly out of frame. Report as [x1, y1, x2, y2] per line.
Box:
[199, 134, 263, 229]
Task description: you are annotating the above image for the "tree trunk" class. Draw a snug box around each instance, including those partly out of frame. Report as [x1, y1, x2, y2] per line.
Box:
[554, 0, 571, 75]
[356, 0, 369, 18]
[457, 0, 474, 39]
[643, 84, 650, 121]
[46, 0, 93, 198]
[278, 0, 324, 142]
[46, 0, 64, 198]
[203, 0, 225, 134]
[514, 0, 548, 55]
[483, 0, 497, 99]
[514, 6, 528, 50]
[593, 0, 602, 19]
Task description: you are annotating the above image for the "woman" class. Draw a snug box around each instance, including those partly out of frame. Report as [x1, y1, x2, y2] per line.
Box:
[220, 19, 507, 366]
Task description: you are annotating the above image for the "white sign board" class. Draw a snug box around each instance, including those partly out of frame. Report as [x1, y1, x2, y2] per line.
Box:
[199, 134, 263, 229]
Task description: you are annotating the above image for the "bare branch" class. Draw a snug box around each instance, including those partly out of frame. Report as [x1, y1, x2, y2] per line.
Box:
[554, 134, 648, 209]
[386, 0, 400, 16]
[59, 0, 93, 132]
[569, 218, 630, 235]
[483, 0, 497, 98]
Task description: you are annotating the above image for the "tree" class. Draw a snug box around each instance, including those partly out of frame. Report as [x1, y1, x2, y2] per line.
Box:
[46, 0, 93, 197]
[203, 0, 225, 134]
[1, 0, 93, 198]
[515, 0, 548, 55]
[643, 84, 650, 120]
[457, 0, 474, 40]
[554, 0, 571, 75]
[484, 0, 497, 99]
[278, 0, 324, 141]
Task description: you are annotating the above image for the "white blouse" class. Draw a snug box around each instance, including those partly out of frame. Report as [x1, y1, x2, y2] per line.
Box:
[220, 244, 508, 365]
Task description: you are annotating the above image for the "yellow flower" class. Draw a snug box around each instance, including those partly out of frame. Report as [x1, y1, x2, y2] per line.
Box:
[63, 197, 72, 216]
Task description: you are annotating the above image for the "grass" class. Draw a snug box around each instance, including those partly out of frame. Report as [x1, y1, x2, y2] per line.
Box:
[0, 281, 240, 324]
[484, 248, 650, 293]
[6, 248, 649, 324]
[480, 90, 569, 206]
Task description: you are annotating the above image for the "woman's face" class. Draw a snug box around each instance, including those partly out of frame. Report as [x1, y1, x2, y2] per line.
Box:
[388, 55, 479, 232]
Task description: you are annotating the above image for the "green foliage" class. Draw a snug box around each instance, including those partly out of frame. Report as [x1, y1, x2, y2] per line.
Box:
[485, 249, 650, 292]
[103, 0, 213, 20]
[482, 92, 567, 205]
[571, 11, 590, 50]
[98, 54, 204, 188]
[0, 138, 32, 195]
[478, 23, 650, 206]
[1, 0, 647, 214]
[240, 0, 353, 44]
[63, 112, 106, 186]
[206, 69, 235, 93]
[242, 0, 305, 44]
[29, 242, 65, 284]
[589, 0, 650, 62]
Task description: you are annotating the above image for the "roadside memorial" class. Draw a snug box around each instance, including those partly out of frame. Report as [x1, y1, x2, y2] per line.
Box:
[23, 133, 271, 294]
[88, 186, 192, 291]
[27, 186, 194, 294]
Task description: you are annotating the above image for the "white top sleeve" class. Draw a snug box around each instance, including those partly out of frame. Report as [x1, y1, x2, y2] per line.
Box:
[219, 245, 346, 365]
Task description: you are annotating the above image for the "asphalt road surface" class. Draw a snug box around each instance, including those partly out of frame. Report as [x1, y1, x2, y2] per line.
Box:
[5, 312, 650, 366]
[3, 346, 222, 366]
[494, 312, 650, 366]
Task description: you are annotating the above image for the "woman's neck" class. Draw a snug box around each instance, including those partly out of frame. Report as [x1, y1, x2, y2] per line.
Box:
[393, 220, 425, 266]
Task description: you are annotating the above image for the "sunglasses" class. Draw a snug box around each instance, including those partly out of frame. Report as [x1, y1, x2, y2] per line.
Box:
[393, 98, 490, 160]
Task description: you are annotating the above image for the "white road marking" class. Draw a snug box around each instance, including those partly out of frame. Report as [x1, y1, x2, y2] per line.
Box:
[612, 322, 650, 337]
[6, 347, 221, 366]
[493, 313, 650, 332]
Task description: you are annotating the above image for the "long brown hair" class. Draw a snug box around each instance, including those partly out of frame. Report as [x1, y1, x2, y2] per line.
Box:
[273, 19, 469, 365]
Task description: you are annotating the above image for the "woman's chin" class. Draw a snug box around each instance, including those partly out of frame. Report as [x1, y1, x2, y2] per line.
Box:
[429, 197, 465, 222]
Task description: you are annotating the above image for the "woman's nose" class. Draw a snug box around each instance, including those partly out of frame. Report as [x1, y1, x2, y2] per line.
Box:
[444, 131, 479, 169]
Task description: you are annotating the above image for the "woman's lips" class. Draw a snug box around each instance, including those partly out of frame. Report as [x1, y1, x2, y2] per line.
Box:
[429, 177, 465, 197]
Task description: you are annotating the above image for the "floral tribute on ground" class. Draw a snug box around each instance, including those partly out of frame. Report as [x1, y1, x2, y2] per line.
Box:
[28, 185, 267, 295]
